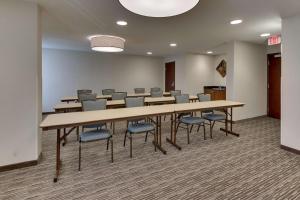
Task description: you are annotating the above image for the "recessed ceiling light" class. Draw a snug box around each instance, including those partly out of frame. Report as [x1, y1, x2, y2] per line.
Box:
[170, 43, 177, 47]
[207, 51, 213, 54]
[260, 33, 271, 37]
[147, 52, 153, 55]
[119, 0, 199, 17]
[116, 20, 127, 26]
[230, 19, 243, 25]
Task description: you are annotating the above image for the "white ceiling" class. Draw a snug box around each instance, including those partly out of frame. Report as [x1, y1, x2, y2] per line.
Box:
[29, 0, 300, 56]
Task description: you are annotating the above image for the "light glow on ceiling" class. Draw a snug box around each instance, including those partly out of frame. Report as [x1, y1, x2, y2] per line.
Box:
[119, 0, 199, 17]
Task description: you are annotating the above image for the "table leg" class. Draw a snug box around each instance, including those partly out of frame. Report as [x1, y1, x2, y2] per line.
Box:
[220, 107, 240, 137]
[153, 115, 167, 154]
[54, 129, 61, 182]
[166, 113, 182, 150]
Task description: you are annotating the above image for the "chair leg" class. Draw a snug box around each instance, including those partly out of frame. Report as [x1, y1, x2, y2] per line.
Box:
[111, 139, 114, 163]
[123, 130, 127, 147]
[197, 124, 201, 132]
[78, 141, 82, 171]
[130, 135, 133, 158]
[210, 121, 213, 139]
[203, 124, 206, 140]
[106, 138, 109, 150]
[189, 125, 194, 133]
[145, 132, 148, 143]
[176, 122, 180, 133]
[187, 125, 190, 144]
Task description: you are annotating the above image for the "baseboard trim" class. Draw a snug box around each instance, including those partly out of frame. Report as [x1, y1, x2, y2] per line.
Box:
[280, 145, 300, 155]
[0, 153, 42, 172]
[43, 112, 55, 115]
[234, 115, 268, 123]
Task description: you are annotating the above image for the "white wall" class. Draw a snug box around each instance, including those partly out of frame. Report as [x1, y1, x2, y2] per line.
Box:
[165, 54, 226, 95]
[43, 48, 164, 112]
[233, 41, 268, 121]
[0, 0, 42, 166]
[281, 15, 300, 151]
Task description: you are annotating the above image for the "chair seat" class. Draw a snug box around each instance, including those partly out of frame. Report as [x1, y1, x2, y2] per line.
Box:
[180, 116, 205, 124]
[80, 129, 111, 142]
[204, 114, 226, 121]
[128, 122, 155, 134]
[83, 123, 105, 129]
[202, 110, 213, 114]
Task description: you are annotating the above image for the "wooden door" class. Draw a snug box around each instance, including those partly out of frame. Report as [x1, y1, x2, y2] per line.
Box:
[165, 62, 175, 92]
[268, 54, 281, 119]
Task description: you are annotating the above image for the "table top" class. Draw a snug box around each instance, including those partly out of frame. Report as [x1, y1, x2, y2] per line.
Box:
[43, 100, 244, 130]
[174, 100, 244, 113]
[41, 104, 175, 130]
[54, 95, 198, 111]
[61, 92, 171, 102]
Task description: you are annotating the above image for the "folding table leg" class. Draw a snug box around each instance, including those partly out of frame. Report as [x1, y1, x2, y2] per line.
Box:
[220, 107, 240, 137]
[166, 113, 182, 150]
[54, 129, 61, 182]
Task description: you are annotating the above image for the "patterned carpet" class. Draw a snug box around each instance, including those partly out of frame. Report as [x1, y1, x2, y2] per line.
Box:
[0, 116, 299, 200]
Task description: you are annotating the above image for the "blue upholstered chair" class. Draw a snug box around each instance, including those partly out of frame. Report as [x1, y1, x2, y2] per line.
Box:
[102, 89, 115, 95]
[78, 93, 97, 102]
[151, 90, 163, 97]
[134, 88, 146, 94]
[124, 97, 155, 158]
[77, 89, 92, 97]
[79, 100, 113, 171]
[111, 92, 127, 100]
[150, 87, 161, 93]
[78, 94, 106, 131]
[175, 94, 206, 144]
[170, 90, 181, 96]
[197, 93, 226, 139]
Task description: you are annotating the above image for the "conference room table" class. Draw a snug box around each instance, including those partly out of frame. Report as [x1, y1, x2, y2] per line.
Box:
[40, 100, 244, 182]
[54, 95, 198, 113]
[61, 92, 172, 103]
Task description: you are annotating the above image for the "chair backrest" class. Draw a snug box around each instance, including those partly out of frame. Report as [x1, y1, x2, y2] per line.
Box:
[134, 88, 145, 94]
[175, 94, 190, 104]
[150, 87, 161, 93]
[77, 89, 92, 97]
[125, 97, 144, 108]
[78, 93, 97, 102]
[151, 90, 163, 97]
[170, 90, 181, 97]
[82, 99, 107, 111]
[102, 89, 115, 95]
[112, 92, 127, 100]
[197, 93, 211, 102]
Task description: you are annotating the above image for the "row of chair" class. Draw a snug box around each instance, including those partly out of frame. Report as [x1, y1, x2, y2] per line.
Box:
[77, 87, 165, 96]
[77, 89, 183, 102]
[78, 93, 226, 171]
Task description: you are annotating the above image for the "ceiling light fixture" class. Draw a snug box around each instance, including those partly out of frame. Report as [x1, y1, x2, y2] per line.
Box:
[230, 19, 243, 25]
[207, 51, 213, 54]
[260, 33, 271, 37]
[88, 35, 125, 52]
[170, 43, 177, 47]
[119, 0, 199, 17]
[116, 20, 128, 26]
[147, 52, 153, 55]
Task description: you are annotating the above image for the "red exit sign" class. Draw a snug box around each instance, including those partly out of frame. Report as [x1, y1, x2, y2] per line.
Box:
[268, 35, 281, 46]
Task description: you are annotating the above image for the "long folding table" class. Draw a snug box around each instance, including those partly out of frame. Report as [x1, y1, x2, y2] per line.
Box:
[61, 92, 171, 103]
[54, 96, 198, 113]
[40, 100, 244, 182]
[40, 104, 174, 182]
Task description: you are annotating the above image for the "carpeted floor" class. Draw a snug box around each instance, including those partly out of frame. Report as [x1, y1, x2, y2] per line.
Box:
[0, 116, 299, 200]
